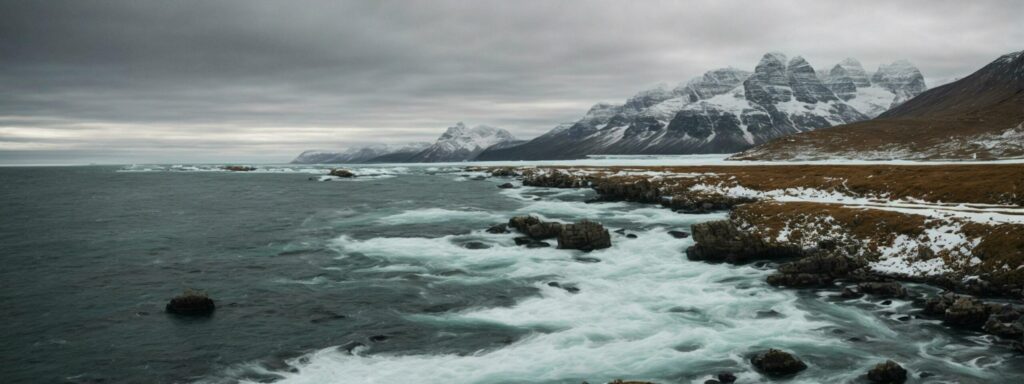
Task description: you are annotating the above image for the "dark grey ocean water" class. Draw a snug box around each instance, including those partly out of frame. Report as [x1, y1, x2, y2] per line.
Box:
[1, 165, 1021, 384]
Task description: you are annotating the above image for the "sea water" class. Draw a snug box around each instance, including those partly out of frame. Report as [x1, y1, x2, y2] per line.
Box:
[0, 164, 1021, 383]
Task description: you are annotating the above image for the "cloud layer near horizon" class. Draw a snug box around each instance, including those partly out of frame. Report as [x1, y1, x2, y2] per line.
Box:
[1, 0, 1021, 163]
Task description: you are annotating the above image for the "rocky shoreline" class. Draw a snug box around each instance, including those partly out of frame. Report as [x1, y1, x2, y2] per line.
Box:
[474, 164, 1024, 382]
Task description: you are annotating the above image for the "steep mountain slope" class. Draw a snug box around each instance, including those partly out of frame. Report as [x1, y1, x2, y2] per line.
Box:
[478, 52, 924, 160]
[291, 143, 430, 164]
[735, 50, 1024, 161]
[406, 122, 518, 162]
[822, 58, 926, 117]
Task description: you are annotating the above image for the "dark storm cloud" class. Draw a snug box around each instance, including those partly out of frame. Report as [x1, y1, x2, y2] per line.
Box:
[1, 0, 1021, 163]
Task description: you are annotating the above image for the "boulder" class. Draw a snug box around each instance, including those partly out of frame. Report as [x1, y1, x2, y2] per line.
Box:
[840, 287, 864, 299]
[856, 282, 908, 298]
[497, 183, 516, 189]
[508, 215, 563, 240]
[525, 241, 551, 248]
[557, 220, 612, 251]
[767, 253, 864, 288]
[462, 241, 490, 249]
[165, 290, 215, 316]
[513, 237, 533, 246]
[667, 230, 690, 239]
[944, 296, 992, 330]
[486, 223, 509, 234]
[866, 360, 907, 384]
[922, 292, 958, 316]
[716, 372, 736, 383]
[223, 165, 255, 172]
[750, 349, 807, 377]
[982, 315, 1024, 339]
[329, 168, 356, 178]
[686, 220, 803, 264]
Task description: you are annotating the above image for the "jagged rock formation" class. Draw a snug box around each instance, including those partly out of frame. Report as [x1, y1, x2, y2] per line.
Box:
[821, 58, 926, 117]
[478, 52, 923, 160]
[737, 50, 1024, 161]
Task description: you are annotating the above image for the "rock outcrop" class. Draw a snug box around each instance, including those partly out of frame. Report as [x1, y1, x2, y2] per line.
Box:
[767, 252, 865, 288]
[866, 360, 907, 384]
[166, 290, 215, 316]
[685, 220, 803, 263]
[329, 168, 356, 178]
[750, 349, 807, 377]
[508, 215, 563, 240]
[557, 220, 612, 251]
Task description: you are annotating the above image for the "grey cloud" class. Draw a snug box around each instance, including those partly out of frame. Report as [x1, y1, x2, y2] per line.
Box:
[0, 0, 1021, 163]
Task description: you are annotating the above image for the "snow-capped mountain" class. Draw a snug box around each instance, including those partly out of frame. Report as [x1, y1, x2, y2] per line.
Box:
[822, 58, 927, 117]
[291, 143, 430, 164]
[407, 122, 518, 162]
[477, 52, 926, 161]
[735, 50, 1023, 161]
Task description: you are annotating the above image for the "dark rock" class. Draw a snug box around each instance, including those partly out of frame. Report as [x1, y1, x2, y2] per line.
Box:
[329, 168, 356, 178]
[866, 360, 907, 384]
[564, 286, 580, 293]
[665, 193, 758, 213]
[918, 371, 934, 378]
[687, 220, 803, 264]
[881, 300, 893, 306]
[522, 171, 589, 188]
[922, 292, 958, 316]
[626, 234, 638, 239]
[470, 175, 487, 181]
[756, 309, 784, 318]
[750, 349, 807, 377]
[574, 256, 601, 263]
[223, 165, 256, 172]
[857, 282, 908, 298]
[897, 315, 912, 321]
[840, 287, 864, 299]
[489, 167, 518, 177]
[717, 372, 736, 383]
[547, 282, 561, 288]
[557, 220, 612, 251]
[369, 335, 389, 342]
[944, 296, 991, 330]
[514, 237, 533, 246]
[508, 215, 563, 240]
[667, 230, 690, 239]
[497, 183, 516, 189]
[614, 228, 627, 234]
[525, 241, 551, 248]
[486, 223, 509, 234]
[165, 290, 215, 316]
[462, 241, 490, 249]
[703, 381, 720, 384]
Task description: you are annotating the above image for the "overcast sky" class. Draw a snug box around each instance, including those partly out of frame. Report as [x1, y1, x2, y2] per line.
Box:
[1, 0, 1021, 164]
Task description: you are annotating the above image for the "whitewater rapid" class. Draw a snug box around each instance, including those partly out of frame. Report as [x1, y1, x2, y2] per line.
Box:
[217, 182, 1017, 384]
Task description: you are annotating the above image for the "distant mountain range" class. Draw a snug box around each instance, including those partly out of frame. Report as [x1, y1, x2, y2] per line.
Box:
[294, 52, 934, 163]
[735, 50, 1024, 160]
[291, 122, 519, 163]
[476, 52, 926, 160]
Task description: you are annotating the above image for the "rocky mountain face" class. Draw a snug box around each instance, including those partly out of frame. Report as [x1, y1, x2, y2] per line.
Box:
[477, 52, 925, 161]
[292, 122, 517, 164]
[406, 122, 518, 162]
[822, 58, 927, 117]
[291, 143, 430, 164]
[734, 50, 1024, 161]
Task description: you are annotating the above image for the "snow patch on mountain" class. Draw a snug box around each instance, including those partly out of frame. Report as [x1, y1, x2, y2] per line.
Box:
[408, 122, 518, 162]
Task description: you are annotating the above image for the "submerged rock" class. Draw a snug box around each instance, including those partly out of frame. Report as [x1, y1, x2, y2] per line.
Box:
[557, 220, 612, 251]
[329, 168, 356, 178]
[462, 241, 490, 249]
[866, 360, 907, 384]
[165, 290, 215, 316]
[223, 165, 256, 172]
[716, 372, 736, 383]
[497, 182, 516, 189]
[686, 220, 803, 263]
[667, 230, 690, 239]
[751, 348, 807, 377]
[486, 223, 509, 234]
[525, 241, 551, 248]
